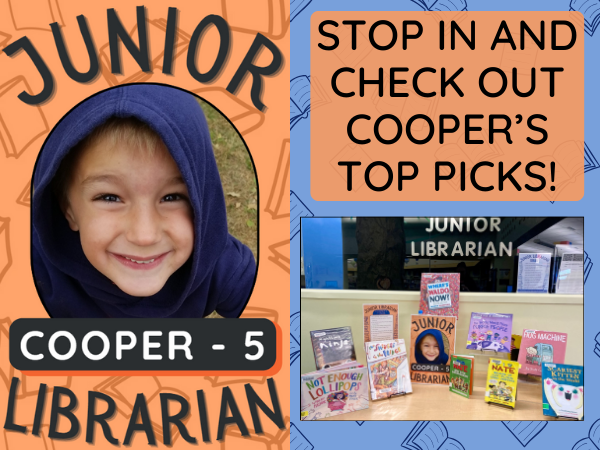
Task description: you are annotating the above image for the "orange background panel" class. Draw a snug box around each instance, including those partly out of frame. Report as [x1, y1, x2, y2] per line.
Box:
[0, 0, 290, 447]
[311, 11, 584, 201]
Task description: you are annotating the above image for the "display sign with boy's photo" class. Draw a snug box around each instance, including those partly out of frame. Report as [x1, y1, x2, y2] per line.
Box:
[409, 314, 457, 385]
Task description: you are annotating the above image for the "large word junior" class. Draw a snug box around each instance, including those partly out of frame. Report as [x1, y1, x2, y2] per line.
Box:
[2, 6, 282, 111]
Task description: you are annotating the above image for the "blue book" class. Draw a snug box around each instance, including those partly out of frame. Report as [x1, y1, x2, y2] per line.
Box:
[542, 363, 584, 420]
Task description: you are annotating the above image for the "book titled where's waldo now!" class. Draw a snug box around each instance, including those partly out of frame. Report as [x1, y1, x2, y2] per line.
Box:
[419, 273, 460, 317]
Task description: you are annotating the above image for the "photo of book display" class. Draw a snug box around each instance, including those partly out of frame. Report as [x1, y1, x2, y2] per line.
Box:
[365, 339, 412, 400]
[410, 314, 456, 385]
[449, 355, 475, 398]
[466, 312, 513, 353]
[300, 362, 370, 420]
[419, 273, 460, 317]
[310, 326, 357, 370]
[485, 359, 520, 408]
[542, 363, 584, 420]
[518, 329, 568, 376]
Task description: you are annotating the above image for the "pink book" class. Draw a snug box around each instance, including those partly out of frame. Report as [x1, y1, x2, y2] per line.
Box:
[518, 329, 568, 376]
[418, 273, 460, 317]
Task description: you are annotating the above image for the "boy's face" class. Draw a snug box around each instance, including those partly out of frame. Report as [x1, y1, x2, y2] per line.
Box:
[420, 335, 440, 362]
[63, 137, 194, 297]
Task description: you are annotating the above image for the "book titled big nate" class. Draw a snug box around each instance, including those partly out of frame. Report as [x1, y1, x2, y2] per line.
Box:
[485, 359, 521, 408]
[449, 355, 475, 398]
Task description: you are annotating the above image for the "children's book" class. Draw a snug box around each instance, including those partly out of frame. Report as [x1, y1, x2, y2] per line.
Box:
[365, 339, 412, 400]
[518, 330, 568, 376]
[410, 314, 456, 385]
[466, 312, 513, 353]
[449, 355, 475, 398]
[300, 364, 370, 420]
[310, 326, 357, 370]
[419, 273, 460, 317]
[485, 359, 520, 408]
[542, 363, 584, 420]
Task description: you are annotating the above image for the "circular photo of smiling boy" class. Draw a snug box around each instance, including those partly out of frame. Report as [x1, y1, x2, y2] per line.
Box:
[31, 84, 257, 318]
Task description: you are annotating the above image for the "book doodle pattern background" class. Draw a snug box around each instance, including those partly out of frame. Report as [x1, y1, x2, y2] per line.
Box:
[291, 1, 598, 450]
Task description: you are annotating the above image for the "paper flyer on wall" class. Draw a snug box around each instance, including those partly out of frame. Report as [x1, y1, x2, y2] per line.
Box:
[555, 244, 585, 294]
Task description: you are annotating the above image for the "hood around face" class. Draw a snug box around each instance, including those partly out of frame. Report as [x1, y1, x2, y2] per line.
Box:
[415, 328, 449, 365]
[32, 84, 256, 318]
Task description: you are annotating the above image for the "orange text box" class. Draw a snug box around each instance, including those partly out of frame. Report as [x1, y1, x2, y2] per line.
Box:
[311, 11, 584, 201]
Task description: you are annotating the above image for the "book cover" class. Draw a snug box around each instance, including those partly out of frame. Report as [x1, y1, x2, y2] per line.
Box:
[542, 363, 584, 420]
[419, 273, 460, 317]
[410, 315, 457, 385]
[365, 339, 412, 400]
[449, 355, 475, 398]
[466, 312, 513, 353]
[310, 326, 357, 370]
[485, 359, 520, 408]
[518, 329, 568, 376]
[300, 365, 370, 420]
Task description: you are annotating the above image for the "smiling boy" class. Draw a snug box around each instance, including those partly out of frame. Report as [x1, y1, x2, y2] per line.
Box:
[418, 335, 440, 362]
[32, 85, 256, 318]
[414, 329, 449, 366]
[57, 119, 194, 298]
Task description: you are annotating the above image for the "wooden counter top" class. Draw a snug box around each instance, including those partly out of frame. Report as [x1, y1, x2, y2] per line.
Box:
[320, 373, 564, 421]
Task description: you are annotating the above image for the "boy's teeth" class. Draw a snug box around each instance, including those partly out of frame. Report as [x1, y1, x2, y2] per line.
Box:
[124, 256, 155, 264]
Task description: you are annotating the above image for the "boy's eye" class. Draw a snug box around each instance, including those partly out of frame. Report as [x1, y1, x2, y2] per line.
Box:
[161, 193, 187, 202]
[94, 194, 120, 203]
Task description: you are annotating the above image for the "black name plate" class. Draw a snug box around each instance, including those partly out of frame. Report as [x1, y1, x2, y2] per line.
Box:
[10, 319, 278, 372]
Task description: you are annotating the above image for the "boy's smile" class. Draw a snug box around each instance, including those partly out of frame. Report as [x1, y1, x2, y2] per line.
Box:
[63, 137, 194, 297]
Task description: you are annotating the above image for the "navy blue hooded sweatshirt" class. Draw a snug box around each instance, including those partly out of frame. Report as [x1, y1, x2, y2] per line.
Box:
[32, 85, 256, 318]
[414, 329, 449, 365]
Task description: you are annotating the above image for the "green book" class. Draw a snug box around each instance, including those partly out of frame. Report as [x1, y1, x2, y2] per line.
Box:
[449, 355, 474, 398]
